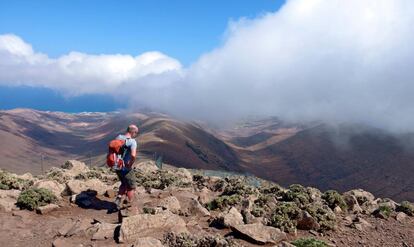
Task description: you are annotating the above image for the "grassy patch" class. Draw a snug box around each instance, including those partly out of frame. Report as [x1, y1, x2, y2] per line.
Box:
[16, 188, 57, 210]
[292, 238, 328, 247]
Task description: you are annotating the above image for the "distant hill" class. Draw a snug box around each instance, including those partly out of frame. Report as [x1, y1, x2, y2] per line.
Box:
[1, 108, 414, 201]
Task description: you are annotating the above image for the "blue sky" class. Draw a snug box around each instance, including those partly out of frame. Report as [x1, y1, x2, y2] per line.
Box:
[0, 0, 284, 66]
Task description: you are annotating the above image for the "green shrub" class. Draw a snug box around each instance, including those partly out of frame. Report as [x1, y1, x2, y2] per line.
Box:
[396, 201, 414, 216]
[305, 203, 336, 231]
[143, 207, 157, 214]
[74, 170, 102, 180]
[259, 183, 284, 196]
[46, 168, 71, 184]
[163, 232, 235, 247]
[135, 170, 190, 190]
[266, 202, 301, 233]
[322, 190, 347, 211]
[291, 238, 328, 247]
[16, 188, 57, 210]
[222, 177, 255, 196]
[0, 170, 32, 190]
[206, 194, 242, 211]
[283, 184, 311, 206]
[373, 205, 392, 218]
[251, 206, 265, 217]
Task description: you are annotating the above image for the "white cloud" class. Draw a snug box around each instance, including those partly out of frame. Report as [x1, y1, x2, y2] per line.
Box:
[2, 0, 414, 132]
[0, 34, 182, 95]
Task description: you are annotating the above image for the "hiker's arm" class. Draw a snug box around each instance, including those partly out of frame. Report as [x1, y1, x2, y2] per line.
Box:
[127, 141, 137, 168]
[128, 147, 136, 167]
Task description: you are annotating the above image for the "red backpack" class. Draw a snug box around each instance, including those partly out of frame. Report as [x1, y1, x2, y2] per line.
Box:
[106, 139, 127, 169]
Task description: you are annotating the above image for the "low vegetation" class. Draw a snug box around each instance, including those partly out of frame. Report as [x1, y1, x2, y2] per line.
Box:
[163, 232, 236, 247]
[291, 238, 328, 247]
[16, 188, 57, 210]
[397, 201, 414, 216]
[0, 170, 32, 190]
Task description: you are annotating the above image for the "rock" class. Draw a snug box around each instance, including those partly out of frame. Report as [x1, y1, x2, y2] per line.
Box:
[118, 211, 187, 243]
[344, 189, 375, 205]
[134, 237, 164, 247]
[136, 160, 159, 173]
[197, 187, 214, 205]
[231, 223, 287, 244]
[352, 217, 372, 231]
[91, 222, 119, 240]
[175, 168, 193, 183]
[211, 207, 245, 229]
[58, 220, 77, 236]
[157, 196, 181, 214]
[58, 218, 93, 237]
[396, 212, 407, 222]
[343, 194, 362, 213]
[61, 160, 89, 177]
[307, 187, 323, 202]
[225, 207, 244, 227]
[34, 180, 65, 198]
[36, 203, 59, 214]
[333, 206, 343, 214]
[66, 179, 107, 195]
[16, 173, 34, 180]
[0, 189, 20, 212]
[187, 198, 210, 217]
[297, 211, 320, 230]
[105, 189, 116, 198]
[279, 241, 296, 247]
[52, 238, 74, 247]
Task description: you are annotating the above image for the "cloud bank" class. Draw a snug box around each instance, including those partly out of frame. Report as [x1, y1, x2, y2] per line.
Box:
[2, 0, 414, 132]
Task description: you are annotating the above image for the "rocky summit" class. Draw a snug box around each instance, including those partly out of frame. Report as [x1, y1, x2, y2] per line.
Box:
[0, 160, 413, 247]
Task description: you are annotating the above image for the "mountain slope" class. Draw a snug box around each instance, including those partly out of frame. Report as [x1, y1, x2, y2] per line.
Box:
[1, 108, 414, 201]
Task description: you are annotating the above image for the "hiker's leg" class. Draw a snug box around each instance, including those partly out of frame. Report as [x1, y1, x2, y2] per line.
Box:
[124, 169, 137, 202]
[116, 170, 127, 196]
[126, 189, 135, 201]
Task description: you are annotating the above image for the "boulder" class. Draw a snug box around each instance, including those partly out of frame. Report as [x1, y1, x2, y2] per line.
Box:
[231, 223, 287, 244]
[279, 241, 296, 247]
[396, 212, 407, 222]
[157, 196, 181, 214]
[0, 189, 19, 212]
[105, 189, 116, 198]
[91, 222, 119, 240]
[16, 173, 34, 180]
[175, 168, 193, 183]
[61, 160, 89, 177]
[212, 207, 244, 228]
[34, 180, 65, 199]
[296, 211, 320, 230]
[52, 238, 79, 247]
[136, 160, 159, 173]
[197, 187, 214, 205]
[187, 198, 210, 217]
[342, 194, 362, 213]
[118, 211, 187, 243]
[352, 217, 373, 231]
[223, 207, 244, 228]
[344, 189, 375, 205]
[57, 218, 94, 238]
[66, 179, 107, 195]
[134, 237, 164, 247]
[36, 203, 59, 214]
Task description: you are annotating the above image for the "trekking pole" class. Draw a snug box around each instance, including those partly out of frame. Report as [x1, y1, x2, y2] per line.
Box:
[40, 154, 44, 174]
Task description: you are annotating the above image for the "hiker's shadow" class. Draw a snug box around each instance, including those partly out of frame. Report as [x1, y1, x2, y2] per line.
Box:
[74, 190, 116, 214]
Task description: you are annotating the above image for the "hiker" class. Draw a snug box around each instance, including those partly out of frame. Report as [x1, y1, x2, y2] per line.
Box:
[111, 124, 139, 209]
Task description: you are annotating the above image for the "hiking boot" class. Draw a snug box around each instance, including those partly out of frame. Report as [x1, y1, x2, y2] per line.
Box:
[114, 196, 122, 210]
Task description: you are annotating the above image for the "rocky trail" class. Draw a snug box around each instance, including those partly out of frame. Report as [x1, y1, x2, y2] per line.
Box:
[0, 160, 413, 247]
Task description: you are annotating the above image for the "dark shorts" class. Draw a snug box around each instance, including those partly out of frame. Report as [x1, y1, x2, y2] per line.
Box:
[116, 169, 137, 189]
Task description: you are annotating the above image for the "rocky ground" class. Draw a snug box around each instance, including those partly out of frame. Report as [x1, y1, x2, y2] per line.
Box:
[0, 160, 413, 247]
